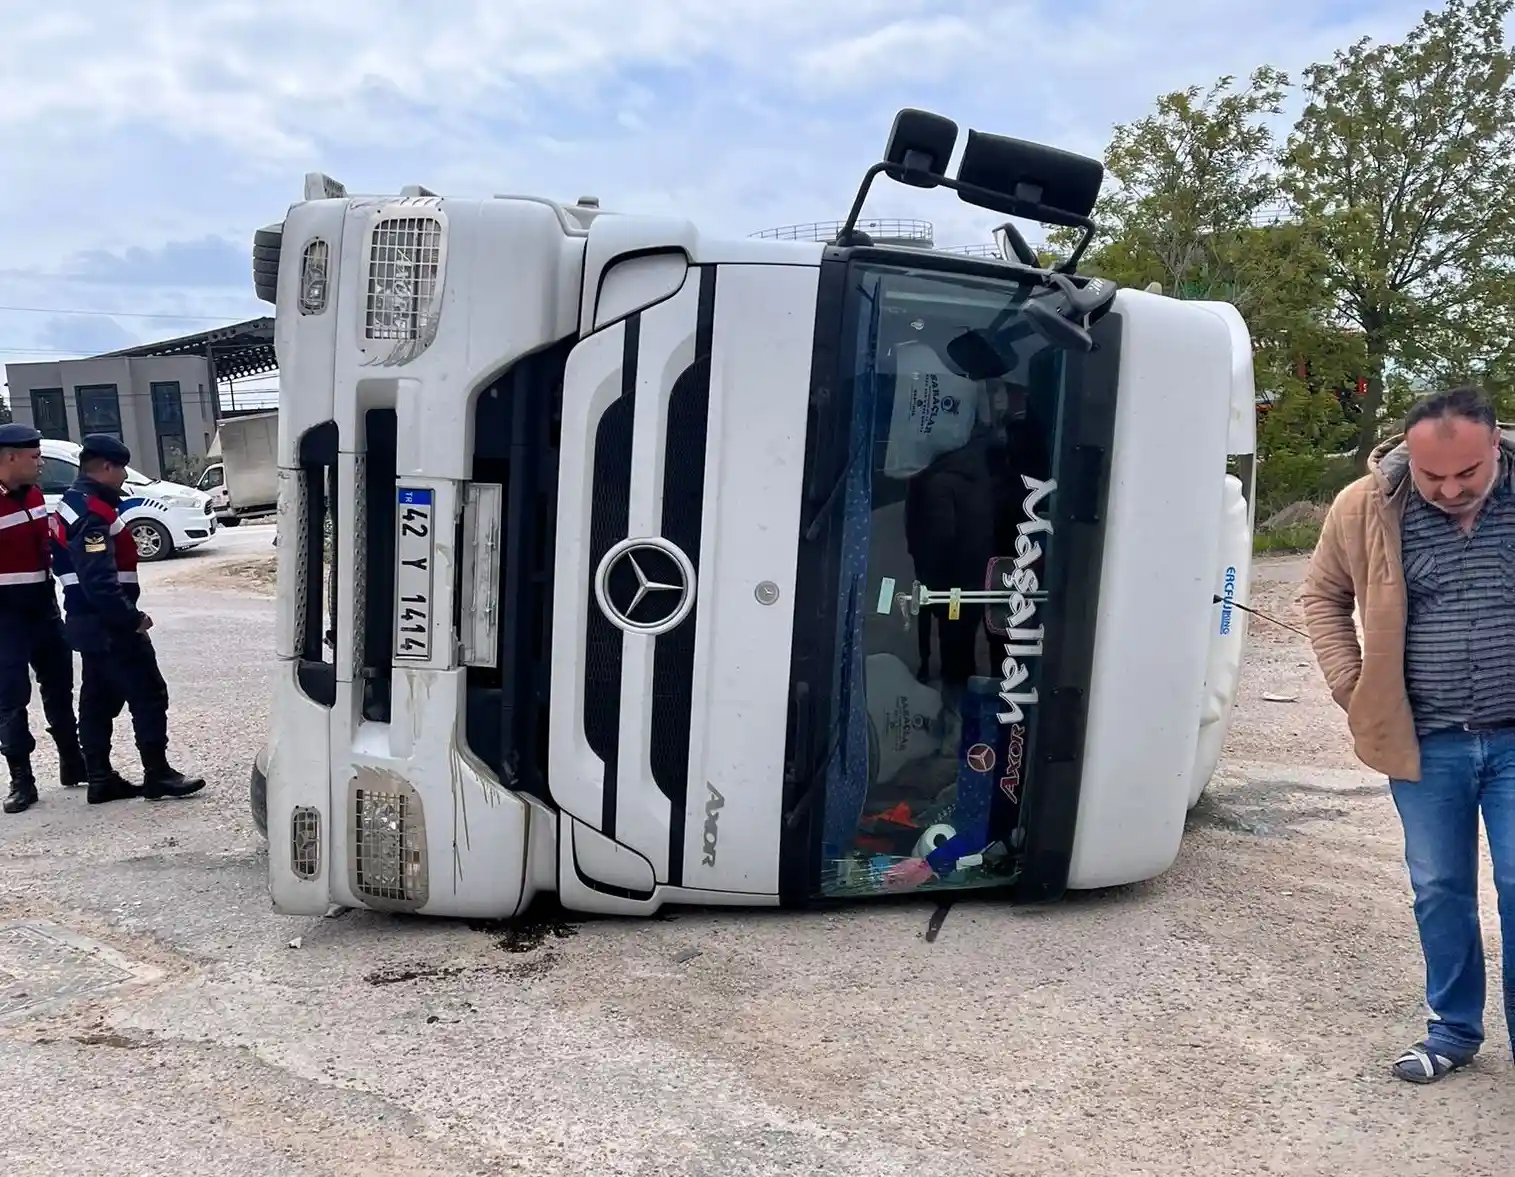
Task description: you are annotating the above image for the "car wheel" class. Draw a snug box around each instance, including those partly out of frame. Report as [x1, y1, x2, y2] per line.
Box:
[130, 519, 173, 562]
[250, 757, 268, 839]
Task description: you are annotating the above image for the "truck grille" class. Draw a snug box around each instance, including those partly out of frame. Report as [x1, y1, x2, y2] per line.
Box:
[577, 267, 718, 886]
[364, 213, 444, 363]
[582, 316, 638, 836]
[651, 266, 716, 887]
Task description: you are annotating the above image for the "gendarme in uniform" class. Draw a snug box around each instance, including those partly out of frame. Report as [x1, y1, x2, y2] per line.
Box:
[50, 434, 204, 803]
[0, 422, 85, 813]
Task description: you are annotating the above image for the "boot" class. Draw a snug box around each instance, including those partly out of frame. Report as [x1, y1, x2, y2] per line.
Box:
[85, 754, 143, 806]
[139, 744, 205, 800]
[49, 727, 87, 789]
[3, 756, 38, 814]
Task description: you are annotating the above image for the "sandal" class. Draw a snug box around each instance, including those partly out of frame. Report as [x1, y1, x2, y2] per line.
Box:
[1392, 1041, 1472, 1084]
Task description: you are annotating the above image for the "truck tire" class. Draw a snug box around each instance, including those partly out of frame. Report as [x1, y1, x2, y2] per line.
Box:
[221, 515, 243, 527]
[250, 757, 268, 839]
[130, 519, 174, 562]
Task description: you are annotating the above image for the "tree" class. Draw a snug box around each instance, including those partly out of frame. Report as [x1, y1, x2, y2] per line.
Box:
[1062, 68, 1357, 453]
[1281, 0, 1515, 461]
[1065, 67, 1289, 301]
[0, 395, 11, 426]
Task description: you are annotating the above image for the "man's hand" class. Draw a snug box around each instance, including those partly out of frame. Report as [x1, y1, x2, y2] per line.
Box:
[136, 614, 153, 633]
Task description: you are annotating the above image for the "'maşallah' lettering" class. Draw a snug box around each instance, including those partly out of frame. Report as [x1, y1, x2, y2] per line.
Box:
[997, 475, 1054, 725]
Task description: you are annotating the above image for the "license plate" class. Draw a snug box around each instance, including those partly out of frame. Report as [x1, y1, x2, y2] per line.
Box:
[393, 487, 436, 661]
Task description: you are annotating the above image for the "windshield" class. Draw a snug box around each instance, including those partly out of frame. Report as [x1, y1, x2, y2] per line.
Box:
[817, 262, 1069, 898]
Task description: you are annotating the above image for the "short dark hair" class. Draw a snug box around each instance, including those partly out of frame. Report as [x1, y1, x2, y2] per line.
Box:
[1404, 386, 1496, 433]
[79, 455, 116, 475]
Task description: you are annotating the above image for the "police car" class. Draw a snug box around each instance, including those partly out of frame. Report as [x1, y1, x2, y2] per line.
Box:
[39, 439, 217, 562]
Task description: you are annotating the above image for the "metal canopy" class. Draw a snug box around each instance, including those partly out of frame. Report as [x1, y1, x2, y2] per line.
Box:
[98, 317, 276, 381]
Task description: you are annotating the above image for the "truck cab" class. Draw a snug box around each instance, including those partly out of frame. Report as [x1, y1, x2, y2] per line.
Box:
[197, 461, 230, 517]
[251, 110, 1256, 920]
[201, 411, 279, 526]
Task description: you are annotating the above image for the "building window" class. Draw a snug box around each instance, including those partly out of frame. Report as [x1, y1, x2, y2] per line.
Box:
[30, 388, 68, 440]
[150, 381, 188, 473]
[75, 384, 123, 439]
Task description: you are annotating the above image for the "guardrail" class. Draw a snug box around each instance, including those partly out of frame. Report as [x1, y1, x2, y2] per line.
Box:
[750, 218, 935, 245]
[938, 243, 1002, 258]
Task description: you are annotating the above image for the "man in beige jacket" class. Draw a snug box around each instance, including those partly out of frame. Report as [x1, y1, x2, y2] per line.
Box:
[1302, 385, 1515, 1084]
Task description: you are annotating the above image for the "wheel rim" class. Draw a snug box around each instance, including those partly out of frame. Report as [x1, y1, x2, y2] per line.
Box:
[132, 523, 163, 558]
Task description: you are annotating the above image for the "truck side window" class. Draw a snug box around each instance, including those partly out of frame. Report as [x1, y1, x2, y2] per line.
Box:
[200, 465, 224, 490]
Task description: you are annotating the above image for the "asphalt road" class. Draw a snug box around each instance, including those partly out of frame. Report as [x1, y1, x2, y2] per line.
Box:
[1, 544, 1512, 1176]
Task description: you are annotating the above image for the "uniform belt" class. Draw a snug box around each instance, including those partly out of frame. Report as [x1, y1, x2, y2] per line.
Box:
[1458, 719, 1515, 732]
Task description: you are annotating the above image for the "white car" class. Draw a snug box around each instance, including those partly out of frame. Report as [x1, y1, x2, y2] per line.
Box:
[39, 438, 218, 562]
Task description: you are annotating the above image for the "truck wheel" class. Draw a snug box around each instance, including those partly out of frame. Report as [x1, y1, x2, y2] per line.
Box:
[249, 758, 268, 839]
[221, 516, 242, 528]
[130, 519, 174, 562]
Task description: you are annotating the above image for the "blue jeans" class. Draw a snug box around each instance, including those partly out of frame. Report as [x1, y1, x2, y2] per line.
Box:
[1390, 728, 1515, 1058]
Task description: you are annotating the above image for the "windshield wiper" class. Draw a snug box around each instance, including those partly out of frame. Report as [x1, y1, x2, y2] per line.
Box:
[801, 431, 868, 543]
[783, 574, 860, 830]
[802, 278, 881, 543]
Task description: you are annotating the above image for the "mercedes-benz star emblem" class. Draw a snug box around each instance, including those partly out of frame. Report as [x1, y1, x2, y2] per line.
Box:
[594, 537, 697, 635]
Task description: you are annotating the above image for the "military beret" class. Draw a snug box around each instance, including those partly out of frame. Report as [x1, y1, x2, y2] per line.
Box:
[0, 422, 43, 448]
[79, 433, 131, 465]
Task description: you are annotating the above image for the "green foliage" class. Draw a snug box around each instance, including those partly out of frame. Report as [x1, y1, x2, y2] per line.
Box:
[1254, 521, 1323, 554]
[0, 396, 11, 426]
[1255, 452, 1360, 517]
[1062, 67, 1289, 302]
[1280, 0, 1515, 459]
[1258, 387, 1356, 458]
[1059, 67, 1361, 460]
[1070, 0, 1515, 488]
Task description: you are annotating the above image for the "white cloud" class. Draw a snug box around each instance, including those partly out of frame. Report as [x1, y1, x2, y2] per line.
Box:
[0, 0, 1448, 395]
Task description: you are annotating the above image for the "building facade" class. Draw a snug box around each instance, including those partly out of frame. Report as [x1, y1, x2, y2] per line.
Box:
[3, 354, 216, 481]
[2, 317, 276, 483]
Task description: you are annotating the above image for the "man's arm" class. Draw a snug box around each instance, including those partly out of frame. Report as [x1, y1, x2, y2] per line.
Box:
[1299, 498, 1362, 710]
[68, 515, 144, 632]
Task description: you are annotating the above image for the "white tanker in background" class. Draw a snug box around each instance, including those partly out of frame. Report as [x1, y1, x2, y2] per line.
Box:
[245, 108, 1255, 921]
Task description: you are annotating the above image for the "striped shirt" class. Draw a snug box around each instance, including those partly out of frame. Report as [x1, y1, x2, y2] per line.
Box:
[1401, 455, 1515, 735]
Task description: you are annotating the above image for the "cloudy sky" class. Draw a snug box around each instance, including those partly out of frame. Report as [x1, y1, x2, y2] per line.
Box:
[0, 0, 1444, 405]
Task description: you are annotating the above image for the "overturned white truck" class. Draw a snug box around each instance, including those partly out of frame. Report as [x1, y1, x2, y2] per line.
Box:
[248, 109, 1257, 920]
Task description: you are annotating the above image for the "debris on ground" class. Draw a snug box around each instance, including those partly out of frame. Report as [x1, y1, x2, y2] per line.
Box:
[1260, 501, 1329, 532]
[163, 554, 277, 594]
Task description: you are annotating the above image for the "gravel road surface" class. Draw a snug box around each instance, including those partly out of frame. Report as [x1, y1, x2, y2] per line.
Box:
[2, 538, 1512, 1175]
